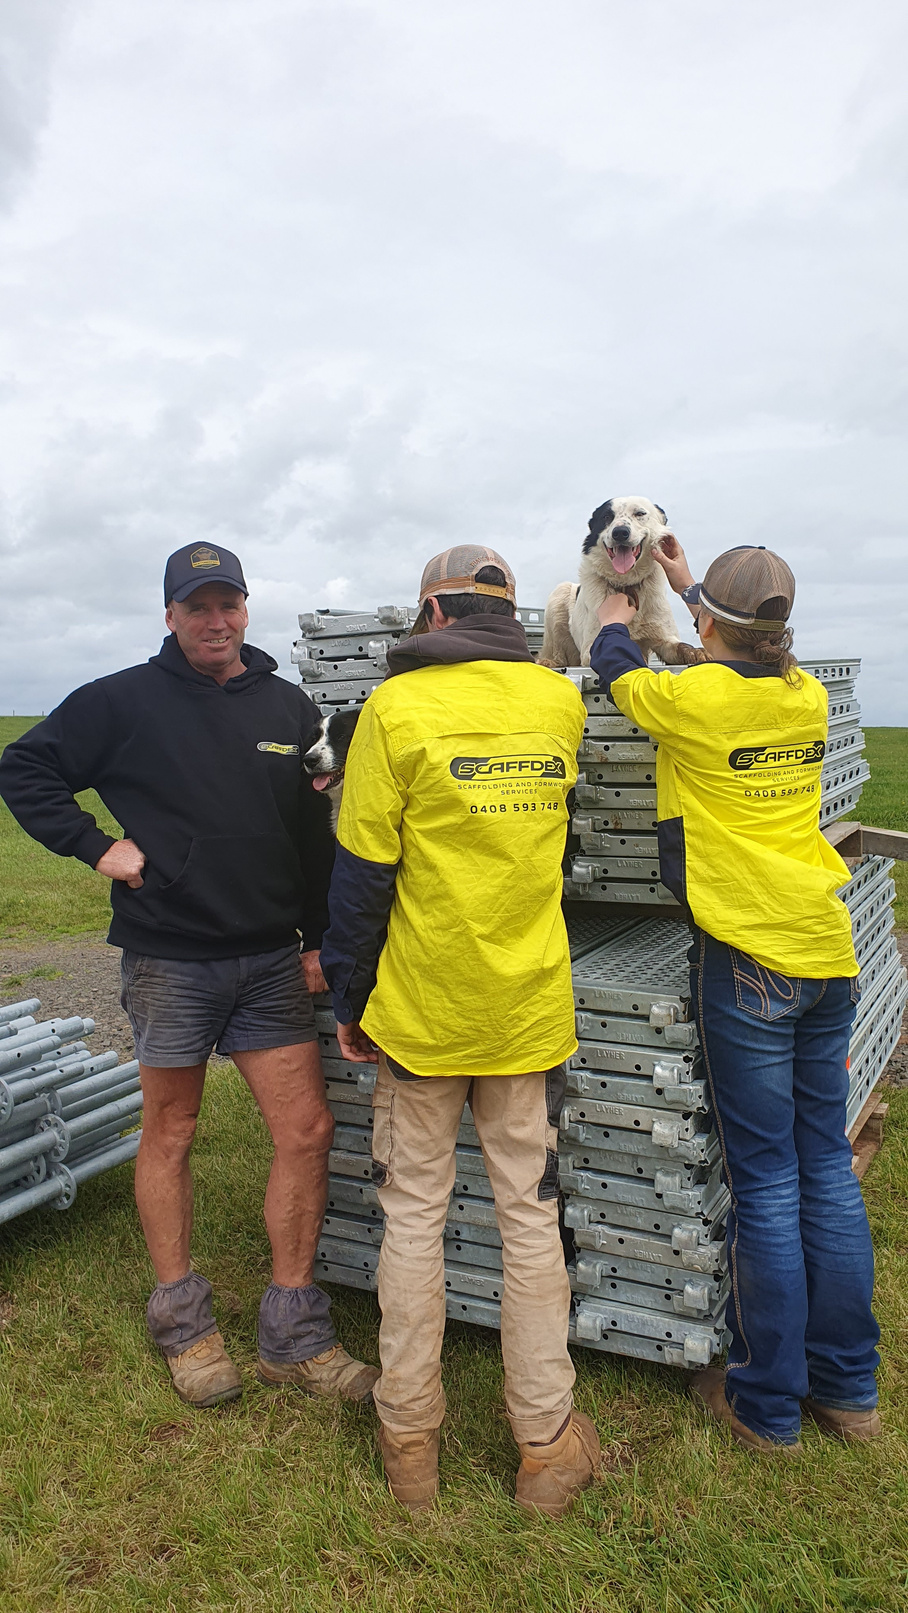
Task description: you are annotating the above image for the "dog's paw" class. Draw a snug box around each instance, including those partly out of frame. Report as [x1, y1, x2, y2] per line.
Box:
[654, 641, 706, 667]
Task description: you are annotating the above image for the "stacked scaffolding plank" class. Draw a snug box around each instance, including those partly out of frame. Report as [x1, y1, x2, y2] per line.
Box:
[564, 657, 868, 906]
[0, 1000, 142, 1227]
[292, 610, 903, 1366]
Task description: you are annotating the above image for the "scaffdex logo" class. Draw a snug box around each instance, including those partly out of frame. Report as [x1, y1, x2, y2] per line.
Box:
[450, 754, 567, 781]
[729, 740, 825, 771]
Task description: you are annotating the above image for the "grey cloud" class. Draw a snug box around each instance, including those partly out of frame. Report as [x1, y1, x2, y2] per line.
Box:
[0, 0, 906, 723]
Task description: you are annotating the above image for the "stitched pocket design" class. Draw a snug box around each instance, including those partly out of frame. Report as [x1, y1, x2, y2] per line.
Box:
[730, 947, 801, 1020]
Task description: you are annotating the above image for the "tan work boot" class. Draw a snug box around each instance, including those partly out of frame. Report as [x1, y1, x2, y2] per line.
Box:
[515, 1411, 601, 1519]
[689, 1368, 802, 1455]
[803, 1398, 882, 1442]
[257, 1344, 379, 1403]
[377, 1424, 440, 1512]
[166, 1330, 242, 1409]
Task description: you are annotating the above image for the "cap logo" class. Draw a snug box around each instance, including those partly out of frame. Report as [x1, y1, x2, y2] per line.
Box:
[190, 546, 221, 569]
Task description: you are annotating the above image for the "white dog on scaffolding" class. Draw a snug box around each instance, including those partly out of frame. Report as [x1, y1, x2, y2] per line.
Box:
[540, 496, 703, 668]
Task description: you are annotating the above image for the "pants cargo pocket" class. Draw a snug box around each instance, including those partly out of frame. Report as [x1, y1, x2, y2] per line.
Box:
[538, 1065, 566, 1202]
[371, 1086, 393, 1188]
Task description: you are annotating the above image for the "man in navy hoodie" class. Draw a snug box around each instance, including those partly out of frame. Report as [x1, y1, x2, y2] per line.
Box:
[0, 544, 378, 1410]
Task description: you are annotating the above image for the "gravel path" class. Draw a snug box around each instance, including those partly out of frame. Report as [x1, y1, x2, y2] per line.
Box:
[0, 934, 134, 1064]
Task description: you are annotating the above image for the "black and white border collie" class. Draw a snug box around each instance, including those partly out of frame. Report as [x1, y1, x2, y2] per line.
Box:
[302, 707, 362, 830]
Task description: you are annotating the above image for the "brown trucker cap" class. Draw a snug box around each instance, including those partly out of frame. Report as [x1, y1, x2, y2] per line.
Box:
[417, 544, 517, 607]
[699, 546, 795, 632]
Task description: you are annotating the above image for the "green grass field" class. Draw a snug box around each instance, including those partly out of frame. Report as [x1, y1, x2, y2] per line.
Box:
[0, 717, 907, 1610]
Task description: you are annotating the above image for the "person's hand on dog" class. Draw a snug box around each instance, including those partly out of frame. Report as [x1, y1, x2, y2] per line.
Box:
[337, 1020, 380, 1063]
[597, 589, 639, 629]
[651, 531, 696, 595]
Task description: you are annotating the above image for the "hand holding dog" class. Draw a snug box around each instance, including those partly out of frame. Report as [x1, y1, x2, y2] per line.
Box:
[651, 531, 696, 595]
[337, 1020, 380, 1063]
[596, 589, 639, 629]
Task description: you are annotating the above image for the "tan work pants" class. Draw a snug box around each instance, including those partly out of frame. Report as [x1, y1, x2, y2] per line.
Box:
[370, 1054, 575, 1446]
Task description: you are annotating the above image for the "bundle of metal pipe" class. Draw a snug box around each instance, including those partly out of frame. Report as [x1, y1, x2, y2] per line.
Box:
[0, 999, 142, 1228]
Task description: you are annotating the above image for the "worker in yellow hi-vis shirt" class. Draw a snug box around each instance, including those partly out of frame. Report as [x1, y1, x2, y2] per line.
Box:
[591, 540, 879, 1456]
[320, 545, 600, 1517]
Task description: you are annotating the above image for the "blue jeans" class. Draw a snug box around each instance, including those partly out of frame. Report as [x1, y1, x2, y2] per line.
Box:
[689, 931, 879, 1443]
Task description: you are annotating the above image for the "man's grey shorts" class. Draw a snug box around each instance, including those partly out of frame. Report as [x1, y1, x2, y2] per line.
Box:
[119, 945, 317, 1067]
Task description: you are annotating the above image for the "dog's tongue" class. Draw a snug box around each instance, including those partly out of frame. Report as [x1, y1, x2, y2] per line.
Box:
[610, 547, 638, 575]
[311, 775, 331, 792]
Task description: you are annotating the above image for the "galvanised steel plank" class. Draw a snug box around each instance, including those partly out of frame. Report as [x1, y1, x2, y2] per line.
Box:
[572, 808, 660, 833]
[308, 680, 383, 707]
[574, 1010, 697, 1050]
[581, 715, 649, 738]
[566, 912, 644, 960]
[320, 1210, 385, 1245]
[571, 1251, 727, 1303]
[572, 1040, 697, 1081]
[559, 1136, 720, 1181]
[574, 831, 660, 857]
[563, 1081, 707, 1137]
[571, 856, 664, 885]
[569, 1214, 728, 1275]
[295, 652, 388, 683]
[561, 1114, 719, 1167]
[571, 919, 691, 1016]
[574, 783, 657, 808]
[562, 1185, 729, 1239]
[578, 740, 659, 763]
[558, 1163, 726, 1219]
[572, 1296, 728, 1366]
[564, 879, 679, 907]
[570, 1260, 729, 1320]
[298, 607, 418, 636]
[579, 762, 658, 785]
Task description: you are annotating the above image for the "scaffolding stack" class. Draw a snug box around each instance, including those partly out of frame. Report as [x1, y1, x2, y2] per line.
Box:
[564, 657, 868, 906]
[291, 610, 903, 1368]
[0, 1000, 142, 1228]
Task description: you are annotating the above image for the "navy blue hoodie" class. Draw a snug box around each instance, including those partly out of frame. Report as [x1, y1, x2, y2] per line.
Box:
[0, 634, 334, 960]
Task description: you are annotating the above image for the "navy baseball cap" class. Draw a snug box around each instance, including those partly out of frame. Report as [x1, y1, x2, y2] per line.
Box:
[164, 543, 248, 604]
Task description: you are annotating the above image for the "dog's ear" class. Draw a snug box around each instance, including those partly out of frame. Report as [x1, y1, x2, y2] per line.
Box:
[583, 498, 614, 553]
[654, 503, 668, 525]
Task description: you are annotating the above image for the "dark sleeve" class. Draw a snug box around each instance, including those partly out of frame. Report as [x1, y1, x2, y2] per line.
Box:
[319, 844, 398, 1024]
[0, 684, 119, 869]
[588, 622, 648, 700]
[294, 690, 336, 951]
[296, 778, 336, 950]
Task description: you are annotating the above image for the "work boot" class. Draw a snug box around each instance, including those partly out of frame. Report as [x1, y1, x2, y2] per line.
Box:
[377, 1424, 440, 1512]
[257, 1344, 379, 1403]
[166, 1330, 242, 1409]
[803, 1398, 882, 1442]
[690, 1368, 802, 1455]
[515, 1411, 601, 1519]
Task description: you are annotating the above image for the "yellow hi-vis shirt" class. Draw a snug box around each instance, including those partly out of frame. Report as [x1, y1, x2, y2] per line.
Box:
[336, 661, 586, 1075]
[609, 662, 858, 979]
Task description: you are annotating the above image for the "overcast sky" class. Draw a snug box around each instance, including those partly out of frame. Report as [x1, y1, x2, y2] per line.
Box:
[1, 0, 906, 720]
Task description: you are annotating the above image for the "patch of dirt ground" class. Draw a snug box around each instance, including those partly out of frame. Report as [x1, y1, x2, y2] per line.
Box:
[0, 933, 134, 1064]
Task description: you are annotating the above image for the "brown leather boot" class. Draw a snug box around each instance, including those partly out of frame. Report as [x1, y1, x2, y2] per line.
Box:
[803, 1398, 882, 1442]
[515, 1412, 601, 1518]
[166, 1330, 242, 1408]
[377, 1424, 440, 1512]
[257, 1344, 379, 1403]
[690, 1368, 802, 1455]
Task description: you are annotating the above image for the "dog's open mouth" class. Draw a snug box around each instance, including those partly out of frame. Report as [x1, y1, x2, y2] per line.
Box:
[608, 543, 642, 575]
[311, 768, 344, 792]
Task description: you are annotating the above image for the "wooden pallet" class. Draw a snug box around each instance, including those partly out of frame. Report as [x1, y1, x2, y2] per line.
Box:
[849, 1092, 889, 1181]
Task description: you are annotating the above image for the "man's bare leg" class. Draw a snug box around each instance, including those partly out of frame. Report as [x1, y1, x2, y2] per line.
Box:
[231, 1041, 334, 1285]
[234, 1041, 378, 1400]
[135, 1062, 207, 1282]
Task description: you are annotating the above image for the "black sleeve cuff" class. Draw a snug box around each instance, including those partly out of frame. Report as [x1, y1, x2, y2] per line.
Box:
[320, 844, 399, 1025]
[588, 622, 649, 700]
